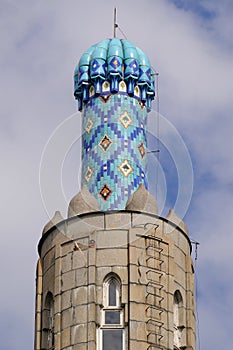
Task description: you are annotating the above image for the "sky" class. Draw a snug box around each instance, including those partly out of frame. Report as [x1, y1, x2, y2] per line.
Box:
[1, 0, 233, 349]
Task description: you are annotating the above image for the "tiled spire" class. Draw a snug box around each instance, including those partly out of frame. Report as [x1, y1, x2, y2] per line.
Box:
[74, 39, 155, 211]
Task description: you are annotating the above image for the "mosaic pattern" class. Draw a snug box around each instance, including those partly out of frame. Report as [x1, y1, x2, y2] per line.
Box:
[119, 160, 133, 177]
[84, 117, 94, 134]
[84, 165, 94, 183]
[99, 134, 113, 152]
[81, 93, 148, 211]
[138, 142, 146, 159]
[119, 111, 133, 129]
[99, 184, 113, 201]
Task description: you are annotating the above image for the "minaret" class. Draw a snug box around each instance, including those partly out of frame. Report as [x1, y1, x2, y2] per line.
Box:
[74, 38, 155, 211]
[34, 38, 196, 350]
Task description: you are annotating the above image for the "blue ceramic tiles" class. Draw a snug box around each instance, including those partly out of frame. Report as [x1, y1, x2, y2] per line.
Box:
[75, 39, 155, 211]
[74, 38, 155, 111]
[81, 93, 148, 211]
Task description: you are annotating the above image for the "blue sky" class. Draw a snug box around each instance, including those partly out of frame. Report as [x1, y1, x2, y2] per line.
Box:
[1, 0, 233, 349]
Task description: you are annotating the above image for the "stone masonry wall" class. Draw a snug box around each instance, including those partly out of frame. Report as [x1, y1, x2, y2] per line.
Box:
[35, 211, 196, 350]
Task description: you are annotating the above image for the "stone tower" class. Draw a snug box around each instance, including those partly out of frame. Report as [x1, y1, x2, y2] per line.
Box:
[34, 39, 196, 350]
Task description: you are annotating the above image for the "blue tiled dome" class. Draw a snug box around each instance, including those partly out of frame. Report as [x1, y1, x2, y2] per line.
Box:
[74, 38, 155, 111]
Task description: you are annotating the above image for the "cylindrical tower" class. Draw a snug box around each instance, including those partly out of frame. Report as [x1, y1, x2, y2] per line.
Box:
[34, 38, 196, 350]
[74, 38, 155, 210]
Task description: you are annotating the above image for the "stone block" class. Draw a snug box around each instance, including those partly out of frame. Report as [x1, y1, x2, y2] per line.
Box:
[130, 302, 146, 322]
[55, 243, 62, 259]
[167, 291, 174, 313]
[72, 324, 87, 344]
[62, 270, 76, 292]
[105, 212, 131, 230]
[55, 256, 62, 278]
[130, 340, 148, 350]
[97, 230, 128, 249]
[54, 312, 61, 331]
[81, 213, 104, 231]
[96, 248, 127, 267]
[87, 321, 96, 341]
[87, 284, 96, 304]
[164, 329, 174, 349]
[73, 345, 87, 350]
[54, 275, 61, 296]
[62, 253, 72, 273]
[129, 264, 139, 283]
[124, 303, 128, 323]
[73, 286, 88, 305]
[186, 327, 196, 348]
[129, 245, 141, 265]
[186, 290, 195, 310]
[43, 267, 55, 294]
[62, 308, 73, 329]
[61, 327, 71, 348]
[61, 290, 72, 310]
[67, 218, 92, 239]
[87, 266, 96, 285]
[61, 241, 73, 256]
[74, 305, 88, 324]
[130, 284, 146, 303]
[130, 321, 147, 341]
[173, 232, 190, 255]
[168, 255, 175, 277]
[72, 249, 88, 269]
[122, 283, 129, 305]
[41, 233, 54, 258]
[54, 294, 61, 315]
[87, 303, 96, 321]
[166, 309, 174, 332]
[88, 246, 96, 266]
[43, 248, 55, 273]
[87, 340, 96, 350]
[174, 247, 186, 269]
[174, 265, 186, 290]
[75, 267, 87, 287]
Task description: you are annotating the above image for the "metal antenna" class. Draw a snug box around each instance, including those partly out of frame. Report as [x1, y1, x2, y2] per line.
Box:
[113, 7, 118, 38]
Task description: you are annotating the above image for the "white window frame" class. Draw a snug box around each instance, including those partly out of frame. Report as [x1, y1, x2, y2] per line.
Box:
[97, 274, 126, 350]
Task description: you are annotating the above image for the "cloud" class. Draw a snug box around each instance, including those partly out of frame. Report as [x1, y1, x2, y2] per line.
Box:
[1, 0, 232, 349]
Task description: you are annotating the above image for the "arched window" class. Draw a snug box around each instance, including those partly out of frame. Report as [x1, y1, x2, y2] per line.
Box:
[99, 274, 125, 350]
[173, 290, 183, 349]
[42, 292, 54, 350]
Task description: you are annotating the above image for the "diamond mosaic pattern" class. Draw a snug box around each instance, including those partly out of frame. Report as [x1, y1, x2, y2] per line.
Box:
[84, 117, 94, 134]
[119, 160, 133, 177]
[119, 111, 133, 128]
[138, 142, 146, 159]
[99, 183, 113, 201]
[99, 134, 113, 152]
[84, 165, 94, 183]
[82, 93, 148, 210]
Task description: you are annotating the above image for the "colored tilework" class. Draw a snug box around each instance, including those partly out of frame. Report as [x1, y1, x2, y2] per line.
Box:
[74, 39, 155, 112]
[81, 93, 148, 211]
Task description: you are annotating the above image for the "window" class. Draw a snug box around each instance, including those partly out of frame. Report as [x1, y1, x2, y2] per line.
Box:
[99, 274, 126, 350]
[173, 290, 184, 349]
[42, 292, 54, 350]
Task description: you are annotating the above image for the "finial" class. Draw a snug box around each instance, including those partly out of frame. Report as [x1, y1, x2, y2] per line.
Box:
[113, 7, 118, 38]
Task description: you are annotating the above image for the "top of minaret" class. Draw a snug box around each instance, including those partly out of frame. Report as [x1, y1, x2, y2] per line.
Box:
[73, 36, 157, 211]
[74, 38, 155, 111]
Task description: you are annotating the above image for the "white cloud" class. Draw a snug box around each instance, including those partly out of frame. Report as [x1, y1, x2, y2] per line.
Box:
[1, 0, 232, 348]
